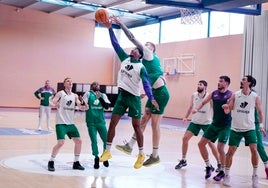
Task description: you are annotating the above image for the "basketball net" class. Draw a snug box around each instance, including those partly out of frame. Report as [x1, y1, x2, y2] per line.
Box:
[179, 8, 202, 25]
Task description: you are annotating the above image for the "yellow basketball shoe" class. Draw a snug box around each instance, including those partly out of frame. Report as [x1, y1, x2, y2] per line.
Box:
[100, 150, 112, 162]
[134, 154, 145, 169]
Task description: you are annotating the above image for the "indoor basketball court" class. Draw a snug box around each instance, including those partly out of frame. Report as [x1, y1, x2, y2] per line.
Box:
[1, 0, 268, 188]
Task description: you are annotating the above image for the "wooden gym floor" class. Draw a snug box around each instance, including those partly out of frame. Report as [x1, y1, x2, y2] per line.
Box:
[0, 107, 268, 188]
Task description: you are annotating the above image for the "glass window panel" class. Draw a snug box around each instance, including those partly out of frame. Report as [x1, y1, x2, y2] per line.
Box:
[161, 12, 208, 43]
[229, 13, 244, 35]
[120, 23, 160, 48]
[210, 12, 244, 37]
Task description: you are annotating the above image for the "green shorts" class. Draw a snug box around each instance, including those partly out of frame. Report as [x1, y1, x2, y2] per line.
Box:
[112, 89, 142, 119]
[228, 129, 257, 146]
[55, 124, 80, 140]
[203, 124, 231, 144]
[145, 85, 170, 114]
[187, 122, 210, 136]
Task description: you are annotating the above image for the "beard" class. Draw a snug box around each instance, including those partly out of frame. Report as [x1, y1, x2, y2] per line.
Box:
[197, 88, 204, 93]
[240, 82, 243, 89]
[92, 88, 99, 92]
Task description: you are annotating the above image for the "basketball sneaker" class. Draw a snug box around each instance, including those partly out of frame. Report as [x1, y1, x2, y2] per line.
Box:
[134, 154, 145, 169]
[265, 167, 268, 179]
[100, 150, 112, 162]
[143, 154, 160, 167]
[73, 161, 85, 170]
[48, 161, 55, 172]
[252, 175, 259, 188]
[175, 159, 187, 169]
[103, 160, 109, 167]
[223, 175, 231, 187]
[115, 143, 132, 155]
[213, 170, 225, 181]
[205, 165, 214, 179]
[94, 156, 99, 169]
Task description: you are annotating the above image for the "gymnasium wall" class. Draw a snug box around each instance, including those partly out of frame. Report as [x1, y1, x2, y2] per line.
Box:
[0, 4, 114, 108]
[0, 3, 243, 119]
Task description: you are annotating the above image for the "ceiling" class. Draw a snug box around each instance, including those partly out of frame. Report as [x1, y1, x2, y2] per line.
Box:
[1, 0, 268, 28]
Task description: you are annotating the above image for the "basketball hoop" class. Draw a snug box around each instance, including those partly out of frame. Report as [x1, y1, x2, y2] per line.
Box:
[179, 8, 203, 25]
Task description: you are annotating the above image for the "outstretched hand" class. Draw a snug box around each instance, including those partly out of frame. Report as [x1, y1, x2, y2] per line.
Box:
[103, 18, 112, 28]
[110, 15, 121, 24]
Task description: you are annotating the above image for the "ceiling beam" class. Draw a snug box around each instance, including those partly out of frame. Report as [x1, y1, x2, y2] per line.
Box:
[106, 0, 134, 8]
[133, 5, 161, 13]
[202, 0, 266, 10]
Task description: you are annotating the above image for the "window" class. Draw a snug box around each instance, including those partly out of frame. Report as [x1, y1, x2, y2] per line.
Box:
[209, 12, 244, 37]
[120, 23, 160, 48]
[161, 12, 208, 43]
[94, 25, 112, 48]
[94, 11, 244, 46]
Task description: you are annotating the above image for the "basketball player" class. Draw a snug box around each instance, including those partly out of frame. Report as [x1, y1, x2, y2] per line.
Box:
[250, 78, 268, 179]
[222, 75, 265, 187]
[83, 81, 110, 169]
[99, 20, 159, 169]
[175, 80, 221, 172]
[112, 16, 170, 167]
[194, 76, 232, 181]
[47, 77, 88, 172]
[34, 80, 56, 131]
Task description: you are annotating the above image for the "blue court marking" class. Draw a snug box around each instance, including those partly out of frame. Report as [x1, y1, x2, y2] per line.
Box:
[0, 127, 52, 136]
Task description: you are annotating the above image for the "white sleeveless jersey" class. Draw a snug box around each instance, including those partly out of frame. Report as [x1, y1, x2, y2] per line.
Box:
[56, 90, 76, 125]
[117, 58, 144, 96]
[191, 92, 212, 125]
[231, 90, 257, 132]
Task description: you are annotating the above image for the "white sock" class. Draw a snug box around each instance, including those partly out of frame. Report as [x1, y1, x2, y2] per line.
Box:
[50, 155, 55, 161]
[152, 147, 158, 158]
[74, 154, 79, 162]
[128, 136, 136, 148]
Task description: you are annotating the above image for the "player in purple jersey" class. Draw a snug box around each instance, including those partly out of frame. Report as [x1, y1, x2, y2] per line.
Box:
[193, 76, 232, 181]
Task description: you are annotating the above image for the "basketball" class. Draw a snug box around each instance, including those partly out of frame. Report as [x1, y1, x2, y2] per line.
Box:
[95, 9, 109, 23]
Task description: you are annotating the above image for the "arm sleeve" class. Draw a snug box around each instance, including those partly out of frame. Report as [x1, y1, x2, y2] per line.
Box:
[34, 90, 40, 99]
[140, 67, 154, 101]
[109, 28, 121, 52]
[109, 28, 128, 62]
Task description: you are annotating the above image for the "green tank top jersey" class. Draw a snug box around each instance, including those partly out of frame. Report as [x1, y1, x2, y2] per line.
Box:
[142, 54, 163, 85]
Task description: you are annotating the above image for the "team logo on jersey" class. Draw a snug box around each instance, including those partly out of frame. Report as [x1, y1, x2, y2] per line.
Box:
[240, 101, 248, 108]
[66, 100, 72, 106]
[125, 65, 133, 71]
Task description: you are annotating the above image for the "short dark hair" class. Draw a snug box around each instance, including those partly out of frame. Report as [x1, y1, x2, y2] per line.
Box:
[199, 80, 207, 87]
[219, 75, 231, 85]
[90, 81, 99, 90]
[245, 75, 256, 88]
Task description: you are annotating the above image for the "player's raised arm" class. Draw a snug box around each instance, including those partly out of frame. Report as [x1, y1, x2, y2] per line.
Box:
[112, 16, 143, 51]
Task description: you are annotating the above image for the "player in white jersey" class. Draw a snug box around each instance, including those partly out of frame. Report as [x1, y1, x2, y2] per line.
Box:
[175, 80, 220, 171]
[47, 77, 88, 172]
[222, 75, 265, 187]
[99, 20, 159, 169]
